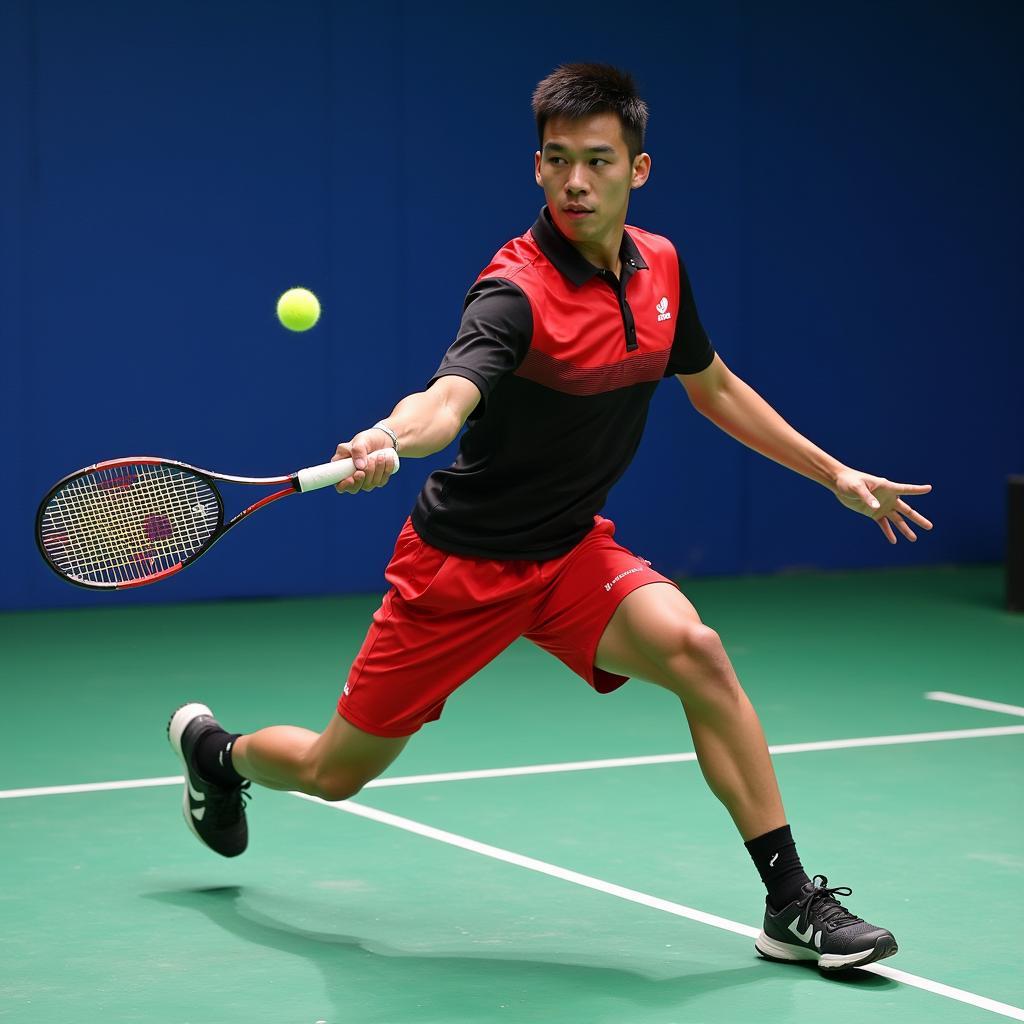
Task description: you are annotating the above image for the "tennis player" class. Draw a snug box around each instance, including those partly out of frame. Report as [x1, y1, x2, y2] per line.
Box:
[169, 64, 932, 971]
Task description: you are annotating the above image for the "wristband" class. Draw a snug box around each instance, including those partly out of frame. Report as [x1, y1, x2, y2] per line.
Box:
[372, 421, 400, 456]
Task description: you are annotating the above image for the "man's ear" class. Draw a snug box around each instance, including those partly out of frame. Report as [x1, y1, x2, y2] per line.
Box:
[534, 150, 543, 187]
[631, 153, 652, 190]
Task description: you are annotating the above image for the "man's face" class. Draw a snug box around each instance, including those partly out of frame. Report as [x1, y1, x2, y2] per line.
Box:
[535, 112, 651, 247]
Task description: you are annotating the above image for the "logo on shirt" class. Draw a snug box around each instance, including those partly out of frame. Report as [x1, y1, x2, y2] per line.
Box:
[656, 296, 672, 322]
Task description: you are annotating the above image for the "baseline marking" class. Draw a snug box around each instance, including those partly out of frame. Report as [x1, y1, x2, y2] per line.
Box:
[3, 725, 1024, 800]
[925, 691, 1024, 718]
[300, 794, 1024, 1022]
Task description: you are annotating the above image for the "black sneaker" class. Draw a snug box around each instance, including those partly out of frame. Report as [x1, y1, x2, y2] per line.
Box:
[755, 875, 898, 971]
[167, 702, 249, 858]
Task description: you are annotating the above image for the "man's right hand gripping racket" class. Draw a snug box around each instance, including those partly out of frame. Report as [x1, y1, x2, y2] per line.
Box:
[35, 450, 399, 590]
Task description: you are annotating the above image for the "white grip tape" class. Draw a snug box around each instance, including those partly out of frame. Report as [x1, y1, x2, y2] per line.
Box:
[296, 448, 400, 493]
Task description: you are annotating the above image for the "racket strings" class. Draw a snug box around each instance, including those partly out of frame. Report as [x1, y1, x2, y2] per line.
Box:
[40, 464, 221, 585]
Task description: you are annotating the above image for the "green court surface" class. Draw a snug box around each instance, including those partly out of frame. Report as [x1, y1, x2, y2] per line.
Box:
[2, 565, 1022, 1023]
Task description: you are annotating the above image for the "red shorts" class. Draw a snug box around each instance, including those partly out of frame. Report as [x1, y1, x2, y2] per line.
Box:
[337, 516, 676, 737]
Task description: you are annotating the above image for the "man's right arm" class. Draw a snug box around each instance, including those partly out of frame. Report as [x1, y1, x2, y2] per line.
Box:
[333, 277, 529, 494]
[373, 375, 482, 458]
[331, 375, 482, 493]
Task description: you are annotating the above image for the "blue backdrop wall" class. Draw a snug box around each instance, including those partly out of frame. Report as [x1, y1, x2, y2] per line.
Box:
[2, 1, 1021, 611]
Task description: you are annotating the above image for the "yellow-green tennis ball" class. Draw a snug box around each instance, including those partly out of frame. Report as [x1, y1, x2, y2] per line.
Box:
[276, 287, 321, 331]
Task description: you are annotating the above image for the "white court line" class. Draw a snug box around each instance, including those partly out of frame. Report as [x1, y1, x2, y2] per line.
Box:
[0, 775, 184, 800]
[3, 724, 1024, 800]
[926, 691, 1024, 718]
[369, 724, 1024, 788]
[299, 794, 1024, 1022]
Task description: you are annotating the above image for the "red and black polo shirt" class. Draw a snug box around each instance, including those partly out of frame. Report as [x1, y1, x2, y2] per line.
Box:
[411, 206, 715, 559]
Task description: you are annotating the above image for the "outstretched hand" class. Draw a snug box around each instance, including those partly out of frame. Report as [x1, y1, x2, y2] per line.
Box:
[833, 470, 933, 544]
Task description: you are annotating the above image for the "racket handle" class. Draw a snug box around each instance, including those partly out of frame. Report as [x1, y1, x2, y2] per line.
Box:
[295, 448, 400, 493]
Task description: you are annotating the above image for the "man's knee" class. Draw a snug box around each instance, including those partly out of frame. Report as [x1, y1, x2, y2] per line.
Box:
[664, 621, 726, 666]
[655, 621, 737, 697]
[302, 754, 382, 802]
[307, 768, 369, 803]
[301, 714, 410, 801]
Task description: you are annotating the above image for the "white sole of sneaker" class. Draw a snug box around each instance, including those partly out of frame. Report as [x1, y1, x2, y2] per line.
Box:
[167, 702, 214, 756]
[755, 930, 898, 970]
[167, 702, 215, 847]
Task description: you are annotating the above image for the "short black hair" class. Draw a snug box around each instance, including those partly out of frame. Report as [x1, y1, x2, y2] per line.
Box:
[532, 63, 648, 160]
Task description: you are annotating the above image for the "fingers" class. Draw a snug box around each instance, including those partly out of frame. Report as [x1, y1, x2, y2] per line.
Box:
[888, 511, 918, 542]
[887, 482, 932, 495]
[331, 442, 357, 494]
[333, 448, 396, 495]
[333, 471, 360, 494]
[877, 518, 897, 544]
[331, 429, 390, 494]
[358, 449, 395, 491]
[347, 439, 369, 472]
[876, 509, 921, 543]
[857, 485, 881, 511]
[332, 434, 373, 469]
[895, 499, 933, 531]
[840, 475, 882, 511]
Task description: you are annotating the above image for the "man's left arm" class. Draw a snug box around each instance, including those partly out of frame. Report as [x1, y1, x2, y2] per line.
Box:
[677, 355, 933, 544]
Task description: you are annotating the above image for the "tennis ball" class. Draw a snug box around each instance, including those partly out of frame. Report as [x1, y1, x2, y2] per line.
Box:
[276, 287, 321, 332]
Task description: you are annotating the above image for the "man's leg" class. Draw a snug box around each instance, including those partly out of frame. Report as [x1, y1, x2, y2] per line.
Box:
[167, 702, 410, 860]
[168, 521, 537, 860]
[232, 712, 410, 801]
[595, 582, 783, 841]
[595, 581, 898, 969]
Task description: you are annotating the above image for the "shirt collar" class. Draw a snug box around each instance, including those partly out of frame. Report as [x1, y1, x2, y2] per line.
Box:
[530, 207, 648, 287]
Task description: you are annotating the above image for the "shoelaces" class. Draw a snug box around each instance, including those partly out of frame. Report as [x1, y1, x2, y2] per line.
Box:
[205, 780, 251, 823]
[795, 875, 864, 932]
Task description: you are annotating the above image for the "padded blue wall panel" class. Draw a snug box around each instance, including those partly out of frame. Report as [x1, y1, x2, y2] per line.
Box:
[0, 1, 34, 609]
[738, 3, 1023, 572]
[4, 1, 1021, 610]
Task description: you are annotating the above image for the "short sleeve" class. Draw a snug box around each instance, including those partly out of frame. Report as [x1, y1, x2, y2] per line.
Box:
[664, 257, 715, 376]
[429, 278, 533, 412]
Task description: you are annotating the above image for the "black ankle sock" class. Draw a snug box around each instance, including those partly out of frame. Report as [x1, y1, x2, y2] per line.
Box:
[194, 730, 244, 787]
[744, 824, 811, 911]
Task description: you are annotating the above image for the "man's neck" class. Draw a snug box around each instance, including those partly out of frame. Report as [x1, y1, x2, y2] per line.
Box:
[570, 225, 625, 278]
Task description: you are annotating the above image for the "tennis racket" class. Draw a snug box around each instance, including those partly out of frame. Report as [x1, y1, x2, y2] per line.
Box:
[35, 450, 399, 591]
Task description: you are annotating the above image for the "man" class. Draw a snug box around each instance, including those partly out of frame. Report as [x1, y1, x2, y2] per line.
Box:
[168, 64, 931, 971]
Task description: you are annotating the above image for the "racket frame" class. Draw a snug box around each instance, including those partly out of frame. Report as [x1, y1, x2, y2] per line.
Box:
[35, 456, 304, 591]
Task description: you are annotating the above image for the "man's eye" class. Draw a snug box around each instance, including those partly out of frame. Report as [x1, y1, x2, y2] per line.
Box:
[591, 158, 608, 166]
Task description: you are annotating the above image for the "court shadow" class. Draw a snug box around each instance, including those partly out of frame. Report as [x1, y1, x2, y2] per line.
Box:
[144, 886, 895, 1021]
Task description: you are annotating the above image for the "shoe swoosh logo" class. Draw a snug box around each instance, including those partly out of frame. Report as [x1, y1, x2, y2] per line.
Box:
[187, 780, 205, 803]
[788, 919, 814, 943]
